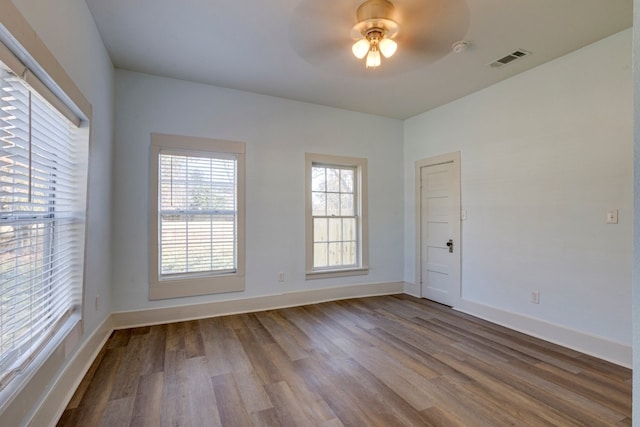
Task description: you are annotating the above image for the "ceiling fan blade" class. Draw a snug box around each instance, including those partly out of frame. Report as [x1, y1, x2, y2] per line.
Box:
[289, 0, 355, 65]
[398, 0, 470, 53]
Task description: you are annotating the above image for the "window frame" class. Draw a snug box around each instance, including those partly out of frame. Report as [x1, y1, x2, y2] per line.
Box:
[305, 153, 369, 279]
[149, 133, 246, 299]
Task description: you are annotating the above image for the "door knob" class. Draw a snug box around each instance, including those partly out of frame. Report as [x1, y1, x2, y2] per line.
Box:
[446, 239, 453, 253]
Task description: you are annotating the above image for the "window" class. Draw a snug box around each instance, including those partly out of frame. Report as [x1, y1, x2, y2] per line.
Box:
[149, 134, 245, 299]
[305, 153, 368, 279]
[0, 51, 86, 392]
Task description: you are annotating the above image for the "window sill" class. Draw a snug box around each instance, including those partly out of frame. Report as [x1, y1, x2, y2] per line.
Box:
[149, 274, 245, 300]
[0, 312, 81, 413]
[305, 267, 369, 280]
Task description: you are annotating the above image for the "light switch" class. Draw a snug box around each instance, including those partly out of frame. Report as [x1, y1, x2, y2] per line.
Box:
[461, 209, 467, 220]
[606, 209, 618, 224]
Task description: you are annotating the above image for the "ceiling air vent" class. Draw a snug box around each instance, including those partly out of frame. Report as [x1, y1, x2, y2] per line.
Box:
[489, 49, 531, 68]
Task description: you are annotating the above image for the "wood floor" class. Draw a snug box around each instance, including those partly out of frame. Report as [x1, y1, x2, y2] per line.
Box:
[57, 295, 632, 426]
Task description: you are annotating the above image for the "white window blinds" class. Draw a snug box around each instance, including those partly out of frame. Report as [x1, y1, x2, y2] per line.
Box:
[0, 62, 83, 390]
[158, 151, 238, 277]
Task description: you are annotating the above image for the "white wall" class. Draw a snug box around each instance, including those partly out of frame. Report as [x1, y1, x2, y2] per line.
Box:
[1, 0, 115, 424]
[112, 70, 404, 312]
[404, 30, 633, 361]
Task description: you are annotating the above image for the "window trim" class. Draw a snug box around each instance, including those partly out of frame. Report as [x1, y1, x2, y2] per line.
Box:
[305, 153, 369, 279]
[149, 133, 246, 299]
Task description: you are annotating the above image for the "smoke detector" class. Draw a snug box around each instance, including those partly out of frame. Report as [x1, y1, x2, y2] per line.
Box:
[452, 40, 469, 54]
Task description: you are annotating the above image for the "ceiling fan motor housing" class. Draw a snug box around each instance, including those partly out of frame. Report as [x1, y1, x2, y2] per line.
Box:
[356, 0, 395, 22]
[352, 0, 399, 40]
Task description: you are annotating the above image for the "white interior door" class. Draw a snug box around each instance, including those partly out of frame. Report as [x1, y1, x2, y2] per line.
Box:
[418, 154, 461, 306]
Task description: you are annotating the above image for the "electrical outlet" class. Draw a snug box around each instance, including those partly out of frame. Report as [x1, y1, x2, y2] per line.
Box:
[278, 272, 285, 282]
[531, 291, 540, 304]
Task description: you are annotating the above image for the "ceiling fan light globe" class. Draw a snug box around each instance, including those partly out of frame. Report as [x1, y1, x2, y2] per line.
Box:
[366, 49, 381, 68]
[379, 38, 397, 58]
[352, 39, 371, 59]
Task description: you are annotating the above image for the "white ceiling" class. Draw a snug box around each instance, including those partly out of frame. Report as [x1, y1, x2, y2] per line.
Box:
[84, 0, 632, 119]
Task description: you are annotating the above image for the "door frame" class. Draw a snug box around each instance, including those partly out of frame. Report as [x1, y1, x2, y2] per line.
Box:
[415, 151, 461, 304]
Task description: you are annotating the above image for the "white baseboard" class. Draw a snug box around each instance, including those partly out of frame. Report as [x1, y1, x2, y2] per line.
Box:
[403, 281, 420, 298]
[455, 298, 632, 368]
[113, 281, 405, 329]
[28, 316, 113, 427]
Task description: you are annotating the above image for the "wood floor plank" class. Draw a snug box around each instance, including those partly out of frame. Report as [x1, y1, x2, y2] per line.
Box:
[199, 319, 235, 377]
[326, 355, 443, 426]
[419, 405, 467, 427]
[108, 331, 149, 401]
[58, 295, 632, 426]
[366, 326, 474, 383]
[130, 372, 164, 427]
[263, 380, 317, 427]
[278, 307, 350, 359]
[533, 360, 631, 414]
[235, 326, 284, 384]
[425, 376, 529, 427]
[250, 407, 283, 427]
[233, 369, 273, 413]
[293, 356, 389, 426]
[59, 347, 125, 426]
[140, 324, 167, 376]
[260, 342, 337, 424]
[105, 329, 131, 349]
[186, 357, 222, 427]
[263, 310, 321, 356]
[254, 311, 309, 361]
[332, 336, 436, 412]
[160, 350, 190, 426]
[212, 373, 256, 427]
[98, 397, 135, 427]
[436, 352, 621, 426]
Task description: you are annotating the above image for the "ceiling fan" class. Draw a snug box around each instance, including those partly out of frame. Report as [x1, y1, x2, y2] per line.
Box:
[350, 0, 400, 68]
[289, 0, 470, 76]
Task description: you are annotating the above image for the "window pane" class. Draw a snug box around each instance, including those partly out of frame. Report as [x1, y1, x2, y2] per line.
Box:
[341, 169, 354, 193]
[312, 167, 326, 191]
[187, 216, 213, 272]
[326, 193, 340, 216]
[314, 218, 328, 242]
[312, 192, 326, 216]
[343, 218, 356, 241]
[340, 194, 354, 216]
[212, 215, 236, 269]
[326, 168, 340, 192]
[160, 214, 187, 274]
[328, 242, 343, 266]
[328, 218, 342, 242]
[343, 242, 356, 266]
[314, 243, 328, 268]
[162, 155, 187, 210]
